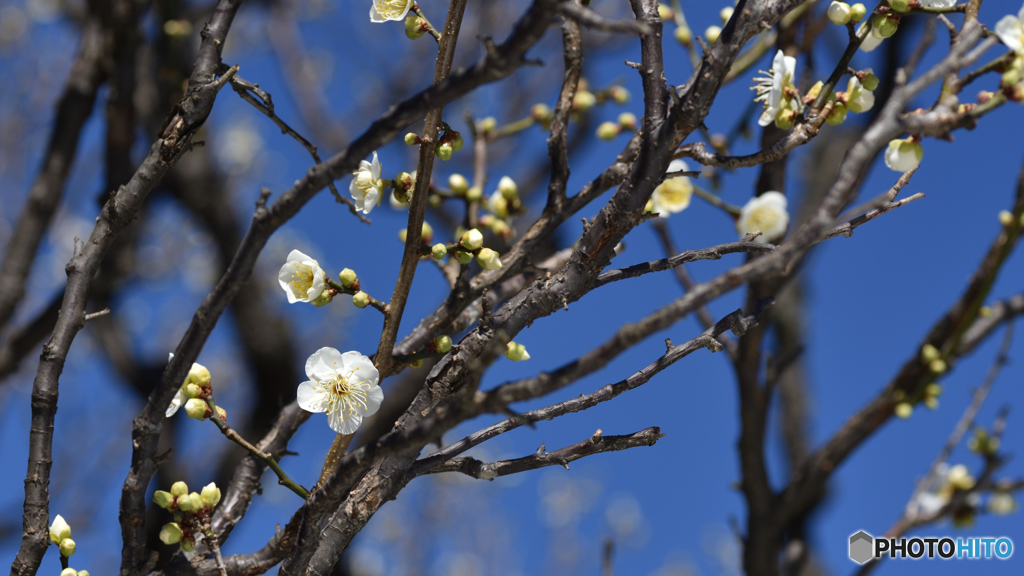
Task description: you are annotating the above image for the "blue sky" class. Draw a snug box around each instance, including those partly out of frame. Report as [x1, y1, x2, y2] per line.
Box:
[2, 1, 1024, 575]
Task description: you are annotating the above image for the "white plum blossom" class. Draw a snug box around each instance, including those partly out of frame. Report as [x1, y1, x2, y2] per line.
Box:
[369, 0, 412, 23]
[297, 347, 383, 434]
[737, 192, 789, 244]
[994, 4, 1024, 53]
[349, 151, 385, 214]
[884, 137, 923, 172]
[651, 159, 693, 217]
[845, 76, 875, 113]
[277, 250, 327, 304]
[753, 50, 800, 127]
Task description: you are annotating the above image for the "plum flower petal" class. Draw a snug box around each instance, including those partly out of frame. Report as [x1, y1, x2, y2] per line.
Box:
[350, 151, 385, 214]
[753, 50, 799, 127]
[370, 0, 413, 23]
[277, 250, 327, 304]
[737, 192, 789, 244]
[651, 159, 693, 217]
[994, 4, 1024, 53]
[297, 347, 382, 434]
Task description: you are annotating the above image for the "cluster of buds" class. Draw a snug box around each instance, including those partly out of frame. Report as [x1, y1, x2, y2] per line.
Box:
[892, 381, 942, 418]
[487, 176, 524, 221]
[435, 124, 464, 161]
[478, 214, 512, 239]
[447, 228, 502, 269]
[505, 341, 531, 362]
[596, 113, 639, 141]
[967, 426, 1001, 456]
[826, 2, 867, 26]
[49, 515, 83, 568]
[154, 481, 222, 552]
[166, 355, 224, 421]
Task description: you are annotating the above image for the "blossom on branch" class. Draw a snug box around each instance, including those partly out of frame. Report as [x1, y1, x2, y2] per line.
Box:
[651, 159, 693, 217]
[350, 151, 385, 214]
[737, 192, 789, 244]
[277, 249, 327, 304]
[995, 4, 1024, 53]
[753, 50, 802, 128]
[297, 347, 383, 434]
[884, 137, 923, 172]
[370, 0, 412, 23]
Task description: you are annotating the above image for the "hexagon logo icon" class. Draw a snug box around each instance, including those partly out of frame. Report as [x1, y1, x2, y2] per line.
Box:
[849, 531, 874, 565]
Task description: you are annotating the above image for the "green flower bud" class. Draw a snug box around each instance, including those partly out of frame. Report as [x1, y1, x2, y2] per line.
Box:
[999, 210, 1015, 226]
[184, 398, 208, 420]
[59, 538, 76, 557]
[421, 221, 434, 244]
[920, 343, 941, 362]
[201, 483, 221, 508]
[60, 569, 77, 576]
[404, 132, 420, 146]
[720, 7, 734, 23]
[498, 176, 518, 200]
[827, 1, 851, 25]
[184, 383, 202, 399]
[338, 268, 358, 287]
[888, 0, 909, 13]
[596, 121, 620, 140]
[395, 171, 414, 191]
[573, 91, 596, 112]
[705, 25, 722, 44]
[451, 132, 464, 152]
[861, 71, 879, 91]
[170, 481, 189, 498]
[435, 335, 453, 353]
[608, 85, 630, 104]
[186, 363, 211, 387]
[176, 494, 194, 512]
[505, 342, 531, 362]
[617, 112, 637, 131]
[460, 228, 484, 251]
[215, 406, 227, 422]
[478, 117, 497, 134]
[465, 186, 483, 202]
[490, 218, 512, 238]
[78, 571, 91, 576]
[352, 291, 370, 309]
[871, 15, 898, 39]
[311, 291, 333, 307]
[180, 538, 195, 552]
[435, 141, 453, 161]
[188, 492, 204, 511]
[49, 515, 71, 545]
[657, 3, 673, 21]
[449, 173, 469, 196]
[674, 25, 692, 46]
[826, 102, 848, 125]
[929, 358, 947, 374]
[849, 3, 867, 22]
[428, 194, 442, 209]
[531, 103, 553, 122]
[895, 402, 913, 419]
[410, 359, 424, 369]
[153, 490, 175, 509]
[774, 109, 796, 130]
[455, 251, 474, 264]
[476, 248, 502, 270]
[405, 15, 425, 39]
[431, 243, 448, 260]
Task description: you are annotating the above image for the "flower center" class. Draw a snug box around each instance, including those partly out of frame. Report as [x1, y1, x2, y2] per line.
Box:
[748, 208, 779, 232]
[373, 0, 408, 18]
[286, 263, 313, 298]
[658, 179, 692, 206]
[322, 371, 371, 421]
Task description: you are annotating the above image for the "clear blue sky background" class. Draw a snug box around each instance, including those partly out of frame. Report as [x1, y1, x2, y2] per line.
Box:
[2, 1, 1024, 575]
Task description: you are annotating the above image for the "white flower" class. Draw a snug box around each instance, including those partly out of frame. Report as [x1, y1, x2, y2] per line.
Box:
[651, 159, 693, 217]
[277, 249, 327, 304]
[827, 2, 851, 25]
[884, 137, 923, 172]
[988, 491, 1018, 515]
[907, 463, 952, 520]
[994, 4, 1024, 53]
[920, 0, 958, 8]
[49, 515, 71, 545]
[753, 50, 800, 127]
[349, 151, 385, 214]
[737, 192, 789, 244]
[369, 0, 412, 23]
[297, 347, 383, 434]
[858, 22, 884, 52]
[846, 76, 875, 113]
